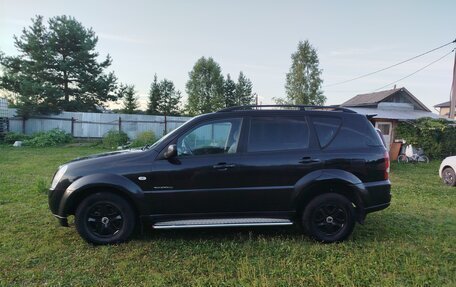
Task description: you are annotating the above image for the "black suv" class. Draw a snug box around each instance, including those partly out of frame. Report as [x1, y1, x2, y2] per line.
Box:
[49, 105, 391, 244]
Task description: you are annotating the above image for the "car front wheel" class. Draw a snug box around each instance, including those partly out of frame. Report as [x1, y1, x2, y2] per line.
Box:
[442, 167, 456, 186]
[302, 193, 356, 243]
[75, 192, 136, 245]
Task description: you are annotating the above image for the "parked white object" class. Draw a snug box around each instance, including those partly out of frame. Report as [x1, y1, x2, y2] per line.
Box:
[405, 144, 414, 157]
[13, 141, 22, 147]
[439, 156, 456, 186]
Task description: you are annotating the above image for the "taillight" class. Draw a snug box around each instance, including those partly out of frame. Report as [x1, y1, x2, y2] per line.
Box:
[384, 151, 390, 180]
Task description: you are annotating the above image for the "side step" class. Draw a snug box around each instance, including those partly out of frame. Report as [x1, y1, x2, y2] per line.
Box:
[152, 218, 293, 229]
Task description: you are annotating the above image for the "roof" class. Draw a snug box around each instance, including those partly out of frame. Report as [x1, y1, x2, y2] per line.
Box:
[434, 101, 450, 108]
[346, 107, 440, 120]
[342, 88, 401, 106]
[341, 87, 431, 112]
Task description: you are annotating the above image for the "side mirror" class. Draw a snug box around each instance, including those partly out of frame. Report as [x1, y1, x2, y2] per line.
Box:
[164, 144, 177, 159]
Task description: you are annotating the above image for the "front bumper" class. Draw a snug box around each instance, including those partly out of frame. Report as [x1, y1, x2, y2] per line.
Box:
[52, 213, 69, 227]
[49, 188, 69, 226]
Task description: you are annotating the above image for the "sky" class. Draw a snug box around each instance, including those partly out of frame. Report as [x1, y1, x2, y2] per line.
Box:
[1, 0, 455, 111]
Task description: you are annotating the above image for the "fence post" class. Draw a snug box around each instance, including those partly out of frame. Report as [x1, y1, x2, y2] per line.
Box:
[118, 116, 122, 132]
[164, 114, 167, 135]
[71, 117, 75, 137]
[22, 117, 26, 134]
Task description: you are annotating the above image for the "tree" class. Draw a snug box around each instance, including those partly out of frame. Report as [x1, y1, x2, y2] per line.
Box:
[185, 57, 224, 115]
[0, 15, 118, 117]
[147, 74, 160, 114]
[283, 40, 325, 105]
[223, 74, 236, 108]
[158, 79, 181, 116]
[119, 84, 138, 114]
[235, 71, 254, 106]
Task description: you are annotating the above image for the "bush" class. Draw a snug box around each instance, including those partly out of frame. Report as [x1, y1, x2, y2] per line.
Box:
[395, 118, 456, 159]
[102, 130, 129, 149]
[23, 129, 72, 147]
[3, 132, 31, 144]
[130, 131, 158, 148]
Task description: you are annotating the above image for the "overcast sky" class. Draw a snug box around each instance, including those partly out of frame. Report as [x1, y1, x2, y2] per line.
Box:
[1, 0, 455, 111]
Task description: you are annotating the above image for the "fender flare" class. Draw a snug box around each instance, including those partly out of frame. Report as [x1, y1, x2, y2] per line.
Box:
[58, 173, 145, 217]
[291, 169, 368, 221]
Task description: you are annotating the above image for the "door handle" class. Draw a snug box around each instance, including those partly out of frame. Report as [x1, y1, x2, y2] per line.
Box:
[299, 157, 321, 164]
[213, 163, 236, 169]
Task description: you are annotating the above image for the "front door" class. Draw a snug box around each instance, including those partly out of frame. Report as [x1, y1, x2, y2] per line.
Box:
[375, 122, 392, 150]
[146, 118, 244, 214]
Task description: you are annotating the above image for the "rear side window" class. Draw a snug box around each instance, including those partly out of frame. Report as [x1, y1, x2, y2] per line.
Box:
[311, 116, 341, 147]
[248, 117, 309, 152]
[325, 116, 383, 149]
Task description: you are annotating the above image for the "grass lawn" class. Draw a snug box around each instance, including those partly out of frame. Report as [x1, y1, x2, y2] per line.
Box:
[0, 146, 455, 286]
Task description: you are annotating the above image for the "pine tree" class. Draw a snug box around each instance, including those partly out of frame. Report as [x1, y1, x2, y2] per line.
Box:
[185, 57, 224, 115]
[0, 15, 118, 117]
[158, 79, 181, 116]
[147, 74, 161, 114]
[223, 74, 236, 108]
[235, 71, 254, 106]
[284, 40, 325, 105]
[119, 84, 138, 114]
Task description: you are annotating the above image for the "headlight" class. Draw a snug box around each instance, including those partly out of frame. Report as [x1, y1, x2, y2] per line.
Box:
[50, 165, 68, 190]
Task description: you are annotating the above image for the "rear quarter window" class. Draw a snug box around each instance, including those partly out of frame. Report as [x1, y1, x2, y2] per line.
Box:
[317, 115, 382, 150]
[311, 116, 341, 148]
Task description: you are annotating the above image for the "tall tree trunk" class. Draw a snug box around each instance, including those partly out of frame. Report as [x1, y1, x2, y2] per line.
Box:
[63, 54, 69, 104]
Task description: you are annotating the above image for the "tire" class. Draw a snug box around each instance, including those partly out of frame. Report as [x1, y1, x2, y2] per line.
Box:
[397, 154, 408, 164]
[75, 192, 136, 245]
[417, 155, 429, 164]
[442, 167, 456, 186]
[302, 193, 356, 243]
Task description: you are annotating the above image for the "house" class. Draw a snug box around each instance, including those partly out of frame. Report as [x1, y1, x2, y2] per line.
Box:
[340, 87, 439, 152]
[433, 101, 455, 118]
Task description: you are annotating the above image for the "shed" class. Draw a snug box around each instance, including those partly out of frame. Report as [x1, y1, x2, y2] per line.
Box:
[340, 87, 439, 151]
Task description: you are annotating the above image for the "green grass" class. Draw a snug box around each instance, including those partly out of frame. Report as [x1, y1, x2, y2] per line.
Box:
[0, 146, 455, 286]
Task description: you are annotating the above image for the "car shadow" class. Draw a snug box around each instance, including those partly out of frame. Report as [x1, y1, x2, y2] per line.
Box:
[135, 225, 308, 243]
[133, 211, 436, 243]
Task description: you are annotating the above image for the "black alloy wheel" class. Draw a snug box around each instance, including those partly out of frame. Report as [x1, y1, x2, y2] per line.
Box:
[302, 193, 356, 243]
[75, 192, 135, 244]
[86, 202, 124, 238]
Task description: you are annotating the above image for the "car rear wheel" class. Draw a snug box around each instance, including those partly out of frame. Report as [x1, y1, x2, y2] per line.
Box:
[75, 192, 135, 245]
[302, 193, 356, 243]
[442, 167, 456, 186]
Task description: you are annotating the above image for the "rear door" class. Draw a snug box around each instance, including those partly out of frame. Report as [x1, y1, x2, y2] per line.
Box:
[234, 115, 321, 212]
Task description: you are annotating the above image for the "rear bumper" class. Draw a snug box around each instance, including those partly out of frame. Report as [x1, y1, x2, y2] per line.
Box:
[362, 180, 391, 213]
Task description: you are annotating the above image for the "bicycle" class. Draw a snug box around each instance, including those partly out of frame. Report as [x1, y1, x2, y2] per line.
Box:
[397, 145, 429, 164]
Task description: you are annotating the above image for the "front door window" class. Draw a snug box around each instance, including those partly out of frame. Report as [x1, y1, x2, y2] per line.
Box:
[177, 119, 242, 156]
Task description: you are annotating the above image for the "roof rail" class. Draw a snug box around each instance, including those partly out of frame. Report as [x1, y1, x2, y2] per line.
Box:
[217, 104, 357, 113]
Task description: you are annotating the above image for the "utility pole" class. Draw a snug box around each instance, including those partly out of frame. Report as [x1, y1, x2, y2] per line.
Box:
[449, 46, 456, 119]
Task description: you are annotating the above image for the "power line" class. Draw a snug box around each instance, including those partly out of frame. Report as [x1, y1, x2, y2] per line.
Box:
[324, 39, 456, 88]
[373, 48, 455, 92]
